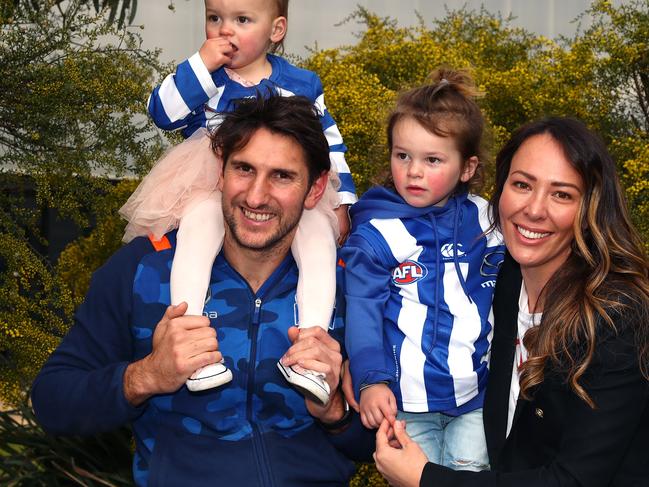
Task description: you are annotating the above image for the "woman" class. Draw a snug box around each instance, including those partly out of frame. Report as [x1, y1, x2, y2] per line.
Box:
[373, 117, 649, 486]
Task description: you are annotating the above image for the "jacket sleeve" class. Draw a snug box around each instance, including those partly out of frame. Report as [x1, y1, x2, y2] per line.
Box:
[147, 52, 221, 131]
[310, 74, 357, 204]
[324, 411, 376, 462]
[341, 230, 394, 401]
[31, 240, 152, 436]
[419, 307, 649, 487]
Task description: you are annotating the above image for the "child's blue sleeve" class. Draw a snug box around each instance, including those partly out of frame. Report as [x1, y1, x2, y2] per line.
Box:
[148, 53, 221, 132]
[312, 75, 357, 204]
[340, 230, 395, 401]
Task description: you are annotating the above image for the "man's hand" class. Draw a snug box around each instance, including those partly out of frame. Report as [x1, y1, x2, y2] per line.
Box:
[123, 302, 221, 406]
[282, 326, 345, 423]
[199, 37, 234, 72]
[334, 204, 351, 246]
[359, 383, 397, 429]
[374, 419, 428, 487]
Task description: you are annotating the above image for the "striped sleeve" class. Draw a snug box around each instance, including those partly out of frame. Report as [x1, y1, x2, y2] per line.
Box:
[312, 77, 357, 203]
[147, 52, 220, 131]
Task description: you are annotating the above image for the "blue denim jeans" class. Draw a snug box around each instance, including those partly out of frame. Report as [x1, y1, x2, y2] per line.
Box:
[397, 408, 489, 471]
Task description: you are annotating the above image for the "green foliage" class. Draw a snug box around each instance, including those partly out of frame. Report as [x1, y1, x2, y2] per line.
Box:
[0, 0, 165, 405]
[350, 462, 388, 486]
[56, 179, 138, 307]
[0, 229, 69, 402]
[4, 0, 137, 26]
[581, 0, 649, 133]
[0, 400, 133, 486]
[579, 0, 649, 245]
[0, 0, 165, 224]
[4, 0, 186, 26]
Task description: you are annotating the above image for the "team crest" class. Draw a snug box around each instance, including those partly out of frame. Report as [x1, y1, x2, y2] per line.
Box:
[480, 250, 505, 277]
[392, 260, 428, 285]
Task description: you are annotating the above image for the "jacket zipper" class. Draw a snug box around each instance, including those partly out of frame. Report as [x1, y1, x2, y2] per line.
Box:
[247, 297, 274, 486]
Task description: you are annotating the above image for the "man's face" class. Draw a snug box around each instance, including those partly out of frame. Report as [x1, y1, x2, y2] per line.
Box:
[220, 127, 326, 254]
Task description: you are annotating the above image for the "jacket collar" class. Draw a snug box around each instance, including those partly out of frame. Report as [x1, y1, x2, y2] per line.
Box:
[484, 252, 522, 465]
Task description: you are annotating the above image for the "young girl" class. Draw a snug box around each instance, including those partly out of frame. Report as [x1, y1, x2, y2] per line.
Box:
[342, 69, 504, 469]
[119, 0, 356, 404]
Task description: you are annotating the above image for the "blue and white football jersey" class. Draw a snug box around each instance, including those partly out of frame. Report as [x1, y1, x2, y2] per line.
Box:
[343, 187, 505, 413]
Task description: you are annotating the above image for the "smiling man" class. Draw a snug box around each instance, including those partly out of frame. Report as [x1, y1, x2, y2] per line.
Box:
[31, 95, 369, 486]
[219, 116, 325, 256]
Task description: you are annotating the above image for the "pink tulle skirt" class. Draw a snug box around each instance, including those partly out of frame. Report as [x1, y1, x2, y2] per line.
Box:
[119, 128, 341, 242]
[120, 128, 220, 242]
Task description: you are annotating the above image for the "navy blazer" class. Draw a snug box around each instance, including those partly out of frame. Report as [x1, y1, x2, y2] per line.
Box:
[420, 253, 649, 486]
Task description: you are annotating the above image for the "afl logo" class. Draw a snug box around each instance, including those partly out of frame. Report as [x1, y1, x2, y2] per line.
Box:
[392, 260, 428, 285]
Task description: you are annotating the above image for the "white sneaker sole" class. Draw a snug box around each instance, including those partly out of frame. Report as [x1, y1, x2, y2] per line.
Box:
[276, 362, 330, 406]
[186, 363, 233, 392]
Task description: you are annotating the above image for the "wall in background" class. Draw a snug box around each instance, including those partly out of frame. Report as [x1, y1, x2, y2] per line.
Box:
[134, 0, 600, 65]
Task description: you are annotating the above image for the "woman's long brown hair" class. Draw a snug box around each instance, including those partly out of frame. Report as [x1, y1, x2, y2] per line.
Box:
[490, 117, 649, 407]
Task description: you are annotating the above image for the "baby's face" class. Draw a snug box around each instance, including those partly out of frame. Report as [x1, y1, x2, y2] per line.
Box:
[204, 0, 284, 70]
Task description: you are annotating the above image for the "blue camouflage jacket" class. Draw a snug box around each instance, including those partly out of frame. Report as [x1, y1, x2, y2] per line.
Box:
[32, 231, 368, 486]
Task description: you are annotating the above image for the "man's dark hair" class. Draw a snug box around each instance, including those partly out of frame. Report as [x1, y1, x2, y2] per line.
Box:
[212, 94, 330, 186]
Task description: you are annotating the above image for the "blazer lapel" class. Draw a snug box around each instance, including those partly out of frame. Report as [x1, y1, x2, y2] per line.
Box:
[484, 252, 521, 465]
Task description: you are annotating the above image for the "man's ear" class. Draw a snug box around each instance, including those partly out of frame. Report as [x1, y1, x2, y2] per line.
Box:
[304, 172, 328, 210]
[270, 16, 287, 44]
[460, 156, 479, 183]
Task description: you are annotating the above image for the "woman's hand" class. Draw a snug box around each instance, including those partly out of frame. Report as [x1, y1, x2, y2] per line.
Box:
[374, 418, 428, 487]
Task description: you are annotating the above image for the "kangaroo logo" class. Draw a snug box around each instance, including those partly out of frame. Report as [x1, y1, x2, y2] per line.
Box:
[480, 250, 505, 277]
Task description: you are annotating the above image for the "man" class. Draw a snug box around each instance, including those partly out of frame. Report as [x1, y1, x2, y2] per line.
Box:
[32, 95, 369, 486]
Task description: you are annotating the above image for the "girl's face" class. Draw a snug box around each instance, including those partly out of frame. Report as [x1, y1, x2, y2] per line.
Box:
[204, 0, 285, 70]
[498, 133, 584, 284]
[390, 116, 477, 208]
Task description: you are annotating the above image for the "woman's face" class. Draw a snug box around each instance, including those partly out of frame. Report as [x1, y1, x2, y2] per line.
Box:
[498, 133, 584, 284]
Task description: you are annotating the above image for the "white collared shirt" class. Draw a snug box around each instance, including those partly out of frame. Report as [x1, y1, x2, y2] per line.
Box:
[506, 283, 542, 437]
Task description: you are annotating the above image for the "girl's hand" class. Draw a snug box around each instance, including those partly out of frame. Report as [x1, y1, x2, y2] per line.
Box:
[199, 37, 234, 72]
[359, 383, 397, 429]
[374, 419, 428, 487]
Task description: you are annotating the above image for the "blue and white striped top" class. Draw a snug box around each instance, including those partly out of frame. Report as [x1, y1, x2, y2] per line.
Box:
[342, 187, 505, 413]
[147, 53, 356, 204]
